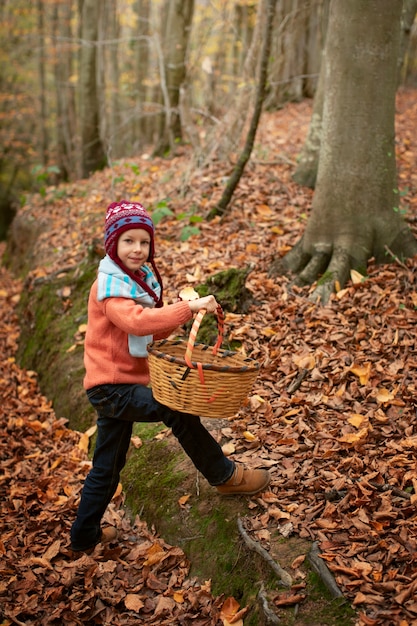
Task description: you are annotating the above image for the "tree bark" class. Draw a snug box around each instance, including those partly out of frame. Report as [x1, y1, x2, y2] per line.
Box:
[292, 2, 330, 188]
[79, 0, 107, 177]
[37, 0, 48, 166]
[265, 0, 328, 107]
[104, 0, 120, 157]
[398, 0, 417, 85]
[209, 0, 277, 219]
[135, 0, 151, 142]
[153, 0, 194, 156]
[53, 0, 77, 180]
[273, 0, 417, 304]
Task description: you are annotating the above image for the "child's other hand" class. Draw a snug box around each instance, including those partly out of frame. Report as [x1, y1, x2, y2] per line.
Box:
[188, 294, 219, 314]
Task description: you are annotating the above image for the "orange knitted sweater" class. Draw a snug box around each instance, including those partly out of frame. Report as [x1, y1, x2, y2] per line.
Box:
[83, 280, 193, 389]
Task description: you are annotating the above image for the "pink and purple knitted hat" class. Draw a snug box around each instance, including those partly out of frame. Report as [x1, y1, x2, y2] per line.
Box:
[104, 200, 163, 306]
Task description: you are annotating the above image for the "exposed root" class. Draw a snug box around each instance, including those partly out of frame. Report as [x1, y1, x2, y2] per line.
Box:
[272, 242, 359, 304]
[258, 583, 281, 625]
[237, 517, 293, 588]
[308, 541, 344, 599]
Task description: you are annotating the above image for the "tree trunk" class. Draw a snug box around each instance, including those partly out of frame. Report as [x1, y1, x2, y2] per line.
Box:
[209, 0, 277, 219]
[103, 0, 120, 158]
[135, 0, 151, 143]
[265, 0, 327, 108]
[153, 0, 194, 156]
[37, 0, 48, 166]
[273, 0, 417, 304]
[52, 0, 77, 180]
[292, 2, 329, 188]
[79, 0, 106, 177]
[398, 0, 417, 85]
[291, 43, 326, 189]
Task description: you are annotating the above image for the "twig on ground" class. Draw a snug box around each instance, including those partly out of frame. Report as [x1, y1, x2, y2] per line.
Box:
[368, 480, 411, 500]
[384, 245, 409, 269]
[287, 368, 308, 394]
[237, 517, 292, 587]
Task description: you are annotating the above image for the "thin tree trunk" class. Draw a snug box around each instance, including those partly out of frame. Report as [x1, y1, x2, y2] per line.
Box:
[135, 0, 151, 143]
[37, 0, 48, 165]
[79, 0, 106, 177]
[209, 0, 277, 219]
[398, 0, 417, 84]
[292, 3, 329, 189]
[53, 0, 77, 180]
[103, 0, 119, 157]
[153, 0, 194, 156]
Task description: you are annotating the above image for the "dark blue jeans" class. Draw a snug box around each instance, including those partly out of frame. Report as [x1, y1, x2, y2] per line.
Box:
[70, 383, 234, 551]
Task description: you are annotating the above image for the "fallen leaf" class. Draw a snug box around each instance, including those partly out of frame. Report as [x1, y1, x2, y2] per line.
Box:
[222, 442, 235, 455]
[350, 269, 366, 284]
[178, 286, 200, 301]
[124, 594, 144, 612]
[350, 362, 371, 385]
[178, 494, 191, 507]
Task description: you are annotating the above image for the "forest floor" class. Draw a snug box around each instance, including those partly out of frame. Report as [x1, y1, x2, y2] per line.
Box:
[1, 89, 417, 626]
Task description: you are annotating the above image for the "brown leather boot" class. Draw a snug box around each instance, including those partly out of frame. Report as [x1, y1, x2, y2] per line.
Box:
[216, 464, 270, 496]
[70, 526, 118, 556]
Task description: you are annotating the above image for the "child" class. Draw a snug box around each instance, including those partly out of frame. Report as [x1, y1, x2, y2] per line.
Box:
[70, 200, 270, 553]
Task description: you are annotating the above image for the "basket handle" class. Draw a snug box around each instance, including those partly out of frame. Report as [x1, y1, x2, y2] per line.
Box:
[184, 305, 224, 369]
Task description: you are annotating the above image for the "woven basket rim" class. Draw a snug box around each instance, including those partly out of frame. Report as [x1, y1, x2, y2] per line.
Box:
[148, 338, 260, 373]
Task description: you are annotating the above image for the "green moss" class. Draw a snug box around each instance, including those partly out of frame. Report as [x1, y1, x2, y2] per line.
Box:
[317, 270, 334, 286]
[195, 267, 253, 312]
[16, 257, 97, 432]
[132, 422, 166, 441]
[121, 439, 188, 534]
[304, 571, 356, 625]
[183, 267, 253, 346]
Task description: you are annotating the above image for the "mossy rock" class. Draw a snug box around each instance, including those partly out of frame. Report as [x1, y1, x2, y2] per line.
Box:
[187, 266, 254, 346]
[195, 266, 253, 313]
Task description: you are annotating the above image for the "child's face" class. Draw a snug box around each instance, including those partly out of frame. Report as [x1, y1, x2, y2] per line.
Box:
[117, 228, 151, 271]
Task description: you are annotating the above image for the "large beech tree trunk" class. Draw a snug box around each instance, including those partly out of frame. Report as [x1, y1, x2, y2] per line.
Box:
[293, 0, 417, 190]
[275, 0, 417, 304]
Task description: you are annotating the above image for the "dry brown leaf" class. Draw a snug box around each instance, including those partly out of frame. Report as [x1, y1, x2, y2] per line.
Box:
[178, 494, 191, 507]
[124, 593, 145, 612]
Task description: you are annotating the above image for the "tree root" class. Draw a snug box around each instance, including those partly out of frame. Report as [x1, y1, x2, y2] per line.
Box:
[308, 541, 344, 599]
[258, 583, 281, 625]
[237, 517, 292, 587]
[238, 519, 348, 623]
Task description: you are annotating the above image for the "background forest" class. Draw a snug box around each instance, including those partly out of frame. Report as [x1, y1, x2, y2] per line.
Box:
[2, 0, 417, 234]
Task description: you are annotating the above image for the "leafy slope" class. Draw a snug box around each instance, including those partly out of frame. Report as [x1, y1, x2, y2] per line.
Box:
[1, 90, 417, 625]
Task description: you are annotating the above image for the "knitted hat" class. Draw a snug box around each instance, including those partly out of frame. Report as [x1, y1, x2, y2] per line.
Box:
[104, 200, 163, 306]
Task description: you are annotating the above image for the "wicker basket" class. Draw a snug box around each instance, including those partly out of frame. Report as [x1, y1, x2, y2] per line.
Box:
[148, 306, 260, 418]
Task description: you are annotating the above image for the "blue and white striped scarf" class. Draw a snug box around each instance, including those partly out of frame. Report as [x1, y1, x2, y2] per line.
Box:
[97, 255, 161, 357]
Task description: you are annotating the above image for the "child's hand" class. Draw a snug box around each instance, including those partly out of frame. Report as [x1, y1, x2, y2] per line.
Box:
[188, 295, 219, 314]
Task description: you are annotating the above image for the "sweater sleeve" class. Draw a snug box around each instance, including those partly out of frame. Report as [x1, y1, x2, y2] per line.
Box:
[103, 296, 193, 337]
